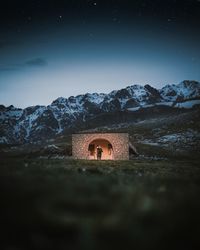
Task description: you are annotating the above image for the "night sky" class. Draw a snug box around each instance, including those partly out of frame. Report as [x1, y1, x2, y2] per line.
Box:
[0, 0, 200, 108]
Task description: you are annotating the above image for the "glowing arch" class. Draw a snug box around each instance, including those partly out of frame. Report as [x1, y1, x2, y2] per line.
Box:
[88, 138, 114, 160]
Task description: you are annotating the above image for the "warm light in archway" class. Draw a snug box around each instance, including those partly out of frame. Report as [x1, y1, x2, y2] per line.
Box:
[88, 139, 114, 160]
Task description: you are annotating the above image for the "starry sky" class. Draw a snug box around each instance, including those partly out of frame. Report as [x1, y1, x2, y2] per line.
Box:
[0, 0, 200, 108]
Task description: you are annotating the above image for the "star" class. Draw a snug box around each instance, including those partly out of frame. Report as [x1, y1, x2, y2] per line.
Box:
[112, 17, 121, 24]
[87, 1, 97, 7]
[89, 32, 94, 37]
[57, 15, 63, 22]
[26, 16, 32, 24]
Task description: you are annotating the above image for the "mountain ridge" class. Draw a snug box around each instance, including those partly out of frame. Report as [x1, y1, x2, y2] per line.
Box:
[0, 80, 200, 144]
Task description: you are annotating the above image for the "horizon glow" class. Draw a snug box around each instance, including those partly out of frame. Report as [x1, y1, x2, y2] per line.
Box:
[0, 1, 200, 108]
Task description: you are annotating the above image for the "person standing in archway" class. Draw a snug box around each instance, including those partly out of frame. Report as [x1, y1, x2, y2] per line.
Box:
[96, 145, 103, 160]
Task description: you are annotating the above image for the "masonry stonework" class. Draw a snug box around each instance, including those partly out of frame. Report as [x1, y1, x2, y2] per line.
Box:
[72, 133, 129, 160]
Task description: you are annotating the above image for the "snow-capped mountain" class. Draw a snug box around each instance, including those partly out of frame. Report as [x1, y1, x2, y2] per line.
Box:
[160, 81, 200, 102]
[0, 80, 200, 144]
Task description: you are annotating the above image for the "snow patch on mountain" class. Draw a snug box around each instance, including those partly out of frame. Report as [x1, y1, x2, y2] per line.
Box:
[155, 102, 174, 107]
[140, 129, 200, 149]
[174, 99, 200, 109]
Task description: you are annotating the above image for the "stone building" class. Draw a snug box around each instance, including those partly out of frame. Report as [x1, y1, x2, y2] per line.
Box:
[72, 132, 129, 160]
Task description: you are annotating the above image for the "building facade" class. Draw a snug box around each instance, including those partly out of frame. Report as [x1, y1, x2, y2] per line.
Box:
[72, 133, 129, 160]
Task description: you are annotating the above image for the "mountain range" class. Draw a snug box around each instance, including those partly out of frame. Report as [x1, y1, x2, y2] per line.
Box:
[0, 80, 200, 144]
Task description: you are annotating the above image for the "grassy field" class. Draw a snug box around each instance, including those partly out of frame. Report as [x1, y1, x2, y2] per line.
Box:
[0, 157, 200, 250]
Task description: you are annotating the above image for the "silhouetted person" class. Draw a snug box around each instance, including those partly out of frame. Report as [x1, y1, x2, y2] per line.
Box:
[96, 145, 103, 160]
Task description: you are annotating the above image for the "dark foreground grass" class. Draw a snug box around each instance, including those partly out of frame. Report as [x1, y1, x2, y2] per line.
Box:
[0, 158, 200, 250]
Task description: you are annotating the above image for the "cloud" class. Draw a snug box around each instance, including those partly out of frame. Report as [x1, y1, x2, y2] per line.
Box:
[0, 63, 21, 72]
[0, 40, 20, 49]
[0, 58, 48, 72]
[0, 67, 19, 72]
[25, 58, 48, 67]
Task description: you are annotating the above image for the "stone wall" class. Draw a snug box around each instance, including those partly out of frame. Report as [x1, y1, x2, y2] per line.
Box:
[72, 133, 129, 160]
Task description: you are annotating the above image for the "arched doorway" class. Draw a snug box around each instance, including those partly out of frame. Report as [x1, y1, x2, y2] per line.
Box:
[88, 139, 114, 160]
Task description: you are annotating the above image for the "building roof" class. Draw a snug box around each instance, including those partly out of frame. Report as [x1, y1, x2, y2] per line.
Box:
[72, 132, 129, 135]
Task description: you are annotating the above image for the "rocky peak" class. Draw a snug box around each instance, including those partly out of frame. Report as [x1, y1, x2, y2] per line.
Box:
[160, 80, 200, 102]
